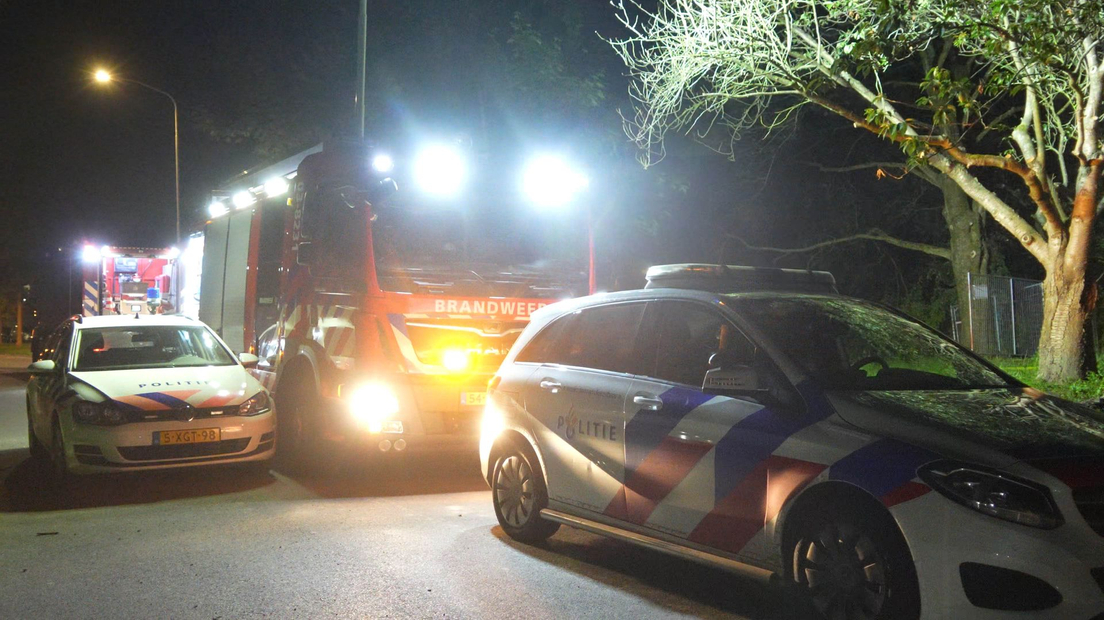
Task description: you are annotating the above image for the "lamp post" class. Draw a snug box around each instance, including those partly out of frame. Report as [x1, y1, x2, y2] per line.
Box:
[93, 69, 181, 243]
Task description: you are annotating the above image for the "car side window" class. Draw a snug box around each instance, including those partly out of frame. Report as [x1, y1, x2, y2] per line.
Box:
[647, 301, 756, 387]
[515, 313, 578, 364]
[561, 302, 646, 374]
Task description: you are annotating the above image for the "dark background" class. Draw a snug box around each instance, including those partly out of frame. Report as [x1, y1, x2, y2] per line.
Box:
[0, 0, 1022, 331]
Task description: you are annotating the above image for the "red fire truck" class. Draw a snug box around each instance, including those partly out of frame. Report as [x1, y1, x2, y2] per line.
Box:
[198, 140, 585, 462]
[79, 245, 178, 317]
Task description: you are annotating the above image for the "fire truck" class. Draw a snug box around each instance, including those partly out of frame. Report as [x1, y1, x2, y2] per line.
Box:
[79, 245, 179, 317]
[198, 139, 585, 462]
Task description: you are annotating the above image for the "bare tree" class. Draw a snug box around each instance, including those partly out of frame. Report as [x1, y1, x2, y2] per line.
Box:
[611, 0, 1104, 381]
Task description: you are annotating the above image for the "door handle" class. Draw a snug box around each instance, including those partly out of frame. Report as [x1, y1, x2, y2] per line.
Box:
[633, 395, 664, 411]
[539, 379, 563, 393]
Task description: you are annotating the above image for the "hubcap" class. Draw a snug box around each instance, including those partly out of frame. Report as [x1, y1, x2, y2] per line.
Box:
[795, 521, 887, 620]
[494, 455, 535, 528]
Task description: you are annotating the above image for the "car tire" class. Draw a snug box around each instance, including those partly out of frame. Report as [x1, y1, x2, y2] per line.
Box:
[48, 415, 72, 485]
[26, 403, 47, 460]
[491, 443, 559, 543]
[788, 501, 920, 620]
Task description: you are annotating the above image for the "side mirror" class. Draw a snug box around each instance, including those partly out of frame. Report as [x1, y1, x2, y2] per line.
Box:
[296, 242, 315, 266]
[238, 353, 260, 369]
[28, 359, 57, 374]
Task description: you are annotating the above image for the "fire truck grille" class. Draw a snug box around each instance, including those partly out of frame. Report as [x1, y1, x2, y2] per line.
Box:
[117, 438, 251, 461]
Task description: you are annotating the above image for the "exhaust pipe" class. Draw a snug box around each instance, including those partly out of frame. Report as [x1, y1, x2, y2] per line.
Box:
[378, 439, 392, 452]
[393, 438, 407, 452]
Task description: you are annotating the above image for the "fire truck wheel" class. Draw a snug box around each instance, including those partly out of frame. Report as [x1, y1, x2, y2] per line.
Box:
[275, 373, 322, 468]
[491, 443, 559, 543]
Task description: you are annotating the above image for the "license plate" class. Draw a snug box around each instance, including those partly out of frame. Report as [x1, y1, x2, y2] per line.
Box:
[154, 428, 221, 445]
[460, 391, 487, 406]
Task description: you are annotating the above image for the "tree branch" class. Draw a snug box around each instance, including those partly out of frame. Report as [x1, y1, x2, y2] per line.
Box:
[728, 229, 951, 260]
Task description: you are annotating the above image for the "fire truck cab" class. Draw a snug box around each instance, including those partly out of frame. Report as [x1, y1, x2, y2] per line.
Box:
[199, 140, 584, 463]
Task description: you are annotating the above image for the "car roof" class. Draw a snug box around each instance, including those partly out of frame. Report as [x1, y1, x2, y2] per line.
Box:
[74, 314, 206, 329]
[532, 288, 849, 323]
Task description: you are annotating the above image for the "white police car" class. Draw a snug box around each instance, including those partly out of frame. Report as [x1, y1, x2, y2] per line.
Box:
[26, 314, 275, 476]
[480, 265, 1104, 619]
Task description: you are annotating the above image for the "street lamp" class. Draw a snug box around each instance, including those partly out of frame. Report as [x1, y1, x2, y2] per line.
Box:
[92, 68, 181, 243]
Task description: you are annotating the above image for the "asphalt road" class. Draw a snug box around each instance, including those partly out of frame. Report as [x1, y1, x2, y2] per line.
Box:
[0, 372, 800, 619]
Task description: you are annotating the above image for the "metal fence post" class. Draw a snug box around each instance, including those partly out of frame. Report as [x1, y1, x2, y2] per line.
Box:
[967, 272, 975, 350]
[1009, 277, 1018, 356]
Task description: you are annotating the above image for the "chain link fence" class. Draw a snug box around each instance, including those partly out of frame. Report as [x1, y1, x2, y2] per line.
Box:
[950, 273, 1044, 358]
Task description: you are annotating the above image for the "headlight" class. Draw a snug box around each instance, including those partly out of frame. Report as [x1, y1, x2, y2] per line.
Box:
[919, 461, 1063, 529]
[238, 391, 271, 416]
[72, 401, 126, 426]
[348, 383, 400, 433]
[481, 401, 505, 439]
[441, 348, 471, 372]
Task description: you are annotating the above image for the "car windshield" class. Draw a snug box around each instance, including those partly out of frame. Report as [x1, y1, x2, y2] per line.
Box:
[726, 295, 1015, 390]
[73, 325, 237, 371]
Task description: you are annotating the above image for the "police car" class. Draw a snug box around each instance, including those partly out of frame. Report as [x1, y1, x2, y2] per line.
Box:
[480, 265, 1104, 619]
[26, 314, 275, 477]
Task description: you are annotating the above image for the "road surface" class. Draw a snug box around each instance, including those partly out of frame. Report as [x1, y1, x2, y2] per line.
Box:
[0, 371, 800, 619]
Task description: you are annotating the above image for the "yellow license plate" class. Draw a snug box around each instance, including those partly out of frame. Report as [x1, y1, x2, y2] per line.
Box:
[155, 428, 221, 445]
[461, 392, 487, 406]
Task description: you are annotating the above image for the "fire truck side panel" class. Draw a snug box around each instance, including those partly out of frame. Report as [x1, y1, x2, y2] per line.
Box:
[199, 216, 229, 334]
[200, 209, 253, 353]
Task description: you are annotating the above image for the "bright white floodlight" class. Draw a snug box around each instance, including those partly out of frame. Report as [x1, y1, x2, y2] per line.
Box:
[522, 155, 589, 208]
[232, 190, 255, 209]
[414, 144, 466, 197]
[208, 200, 229, 218]
[264, 177, 289, 197]
[81, 245, 102, 264]
[372, 154, 394, 173]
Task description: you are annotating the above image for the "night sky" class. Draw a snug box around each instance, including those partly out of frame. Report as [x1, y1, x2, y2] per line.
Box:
[0, 0, 989, 326]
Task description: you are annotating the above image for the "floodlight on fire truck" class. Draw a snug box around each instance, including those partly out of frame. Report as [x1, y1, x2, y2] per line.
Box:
[522, 154, 589, 208]
[264, 176, 289, 197]
[232, 191, 255, 209]
[81, 245, 102, 264]
[372, 154, 394, 173]
[208, 200, 229, 218]
[414, 144, 467, 197]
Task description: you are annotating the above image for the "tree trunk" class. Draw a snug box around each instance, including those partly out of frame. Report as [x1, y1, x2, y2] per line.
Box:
[940, 178, 986, 321]
[1037, 257, 1094, 382]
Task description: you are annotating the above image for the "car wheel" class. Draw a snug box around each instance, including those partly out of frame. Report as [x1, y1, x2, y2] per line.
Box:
[48, 416, 72, 484]
[26, 403, 47, 460]
[789, 503, 920, 620]
[491, 444, 559, 543]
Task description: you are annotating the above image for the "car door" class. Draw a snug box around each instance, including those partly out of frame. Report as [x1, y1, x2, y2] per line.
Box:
[32, 322, 74, 442]
[521, 301, 646, 515]
[612, 300, 797, 553]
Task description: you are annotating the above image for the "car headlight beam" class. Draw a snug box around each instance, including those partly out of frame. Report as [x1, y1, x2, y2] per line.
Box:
[348, 383, 400, 433]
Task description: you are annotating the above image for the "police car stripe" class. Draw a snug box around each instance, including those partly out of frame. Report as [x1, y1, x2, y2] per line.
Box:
[827, 438, 936, 501]
[134, 391, 193, 409]
[623, 386, 712, 477]
[615, 436, 714, 525]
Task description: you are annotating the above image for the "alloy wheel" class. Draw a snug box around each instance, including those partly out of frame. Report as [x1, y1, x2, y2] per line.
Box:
[494, 454, 536, 528]
[795, 521, 888, 620]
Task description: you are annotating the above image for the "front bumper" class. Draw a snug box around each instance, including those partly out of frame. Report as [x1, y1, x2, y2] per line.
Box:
[893, 488, 1104, 619]
[320, 377, 488, 453]
[62, 410, 276, 474]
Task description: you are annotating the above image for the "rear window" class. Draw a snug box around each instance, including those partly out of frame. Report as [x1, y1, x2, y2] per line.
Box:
[73, 325, 237, 371]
